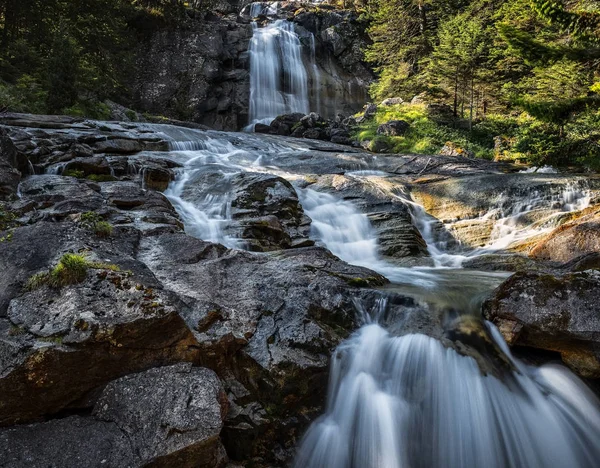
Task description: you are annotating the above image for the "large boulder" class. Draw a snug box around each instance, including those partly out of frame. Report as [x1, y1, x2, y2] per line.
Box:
[377, 120, 410, 136]
[0, 364, 228, 467]
[530, 206, 600, 263]
[483, 270, 600, 378]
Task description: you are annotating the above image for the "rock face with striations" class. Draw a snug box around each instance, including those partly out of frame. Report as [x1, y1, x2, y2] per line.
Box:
[483, 270, 600, 378]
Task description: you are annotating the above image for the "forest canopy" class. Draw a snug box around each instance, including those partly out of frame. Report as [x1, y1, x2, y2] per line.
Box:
[360, 0, 600, 167]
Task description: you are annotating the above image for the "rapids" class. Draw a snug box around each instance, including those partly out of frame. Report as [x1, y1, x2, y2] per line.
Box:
[155, 124, 600, 468]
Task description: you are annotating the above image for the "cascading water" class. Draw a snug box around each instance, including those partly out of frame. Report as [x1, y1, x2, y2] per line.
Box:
[148, 122, 600, 468]
[294, 180, 600, 468]
[246, 3, 311, 128]
[294, 322, 600, 468]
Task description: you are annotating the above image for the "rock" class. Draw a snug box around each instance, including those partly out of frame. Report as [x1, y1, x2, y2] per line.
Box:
[270, 113, 305, 136]
[0, 129, 21, 199]
[138, 233, 387, 461]
[307, 174, 428, 259]
[104, 100, 145, 123]
[92, 138, 143, 154]
[410, 92, 429, 105]
[530, 207, 600, 263]
[380, 97, 404, 106]
[143, 165, 173, 192]
[483, 270, 600, 378]
[300, 112, 325, 129]
[254, 123, 272, 134]
[358, 103, 377, 122]
[0, 364, 228, 467]
[64, 156, 112, 176]
[302, 128, 325, 140]
[0, 248, 199, 425]
[377, 120, 410, 136]
[439, 142, 475, 158]
[368, 137, 390, 153]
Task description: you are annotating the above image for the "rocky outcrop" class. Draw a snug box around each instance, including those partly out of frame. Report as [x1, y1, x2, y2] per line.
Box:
[530, 206, 600, 263]
[0, 114, 395, 466]
[255, 111, 354, 145]
[228, 173, 314, 250]
[0, 128, 22, 199]
[410, 174, 600, 249]
[483, 270, 600, 378]
[0, 364, 228, 467]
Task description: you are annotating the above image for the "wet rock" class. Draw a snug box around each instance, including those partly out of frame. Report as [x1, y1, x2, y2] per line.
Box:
[307, 174, 428, 259]
[0, 364, 228, 467]
[270, 113, 305, 136]
[138, 234, 387, 460]
[530, 207, 600, 263]
[64, 156, 112, 176]
[483, 270, 600, 378]
[0, 128, 21, 199]
[254, 123, 273, 134]
[92, 138, 143, 154]
[377, 120, 410, 136]
[227, 172, 314, 251]
[143, 165, 174, 192]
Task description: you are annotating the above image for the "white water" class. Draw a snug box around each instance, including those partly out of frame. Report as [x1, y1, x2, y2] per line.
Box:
[294, 173, 600, 468]
[295, 322, 600, 468]
[153, 125, 600, 468]
[247, 7, 311, 128]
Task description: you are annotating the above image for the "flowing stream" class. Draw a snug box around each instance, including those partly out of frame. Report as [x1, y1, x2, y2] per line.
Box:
[156, 125, 600, 467]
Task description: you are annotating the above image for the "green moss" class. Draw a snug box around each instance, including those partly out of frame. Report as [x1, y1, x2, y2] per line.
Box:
[351, 102, 493, 158]
[63, 169, 85, 178]
[38, 336, 64, 344]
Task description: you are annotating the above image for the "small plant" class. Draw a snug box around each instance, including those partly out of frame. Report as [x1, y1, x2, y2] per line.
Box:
[48, 253, 90, 287]
[63, 169, 85, 178]
[79, 212, 113, 237]
[24, 252, 120, 291]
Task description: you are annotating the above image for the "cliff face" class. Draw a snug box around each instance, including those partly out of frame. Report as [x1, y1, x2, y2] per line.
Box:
[133, 2, 374, 130]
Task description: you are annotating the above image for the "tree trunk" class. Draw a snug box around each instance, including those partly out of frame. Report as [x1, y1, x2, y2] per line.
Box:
[469, 74, 474, 132]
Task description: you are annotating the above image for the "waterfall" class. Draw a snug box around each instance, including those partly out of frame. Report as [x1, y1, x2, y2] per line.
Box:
[294, 184, 600, 468]
[247, 4, 312, 128]
[294, 322, 600, 468]
[148, 123, 600, 468]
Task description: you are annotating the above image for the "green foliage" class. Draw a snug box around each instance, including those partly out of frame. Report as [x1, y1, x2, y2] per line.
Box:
[366, 0, 600, 169]
[352, 103, 493, 158]
[25, 252, 120, 290]
[0, 0, 215, 116]
[79, 212, 113, 237]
